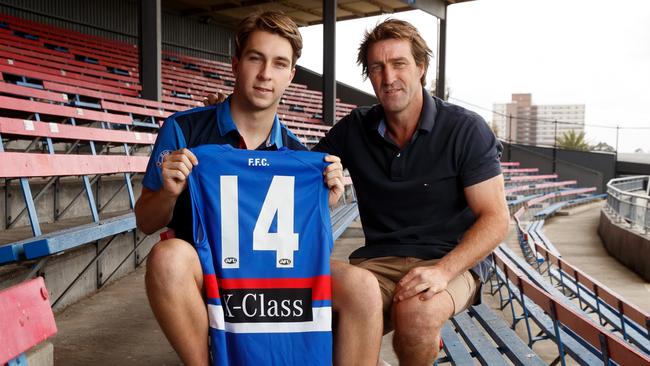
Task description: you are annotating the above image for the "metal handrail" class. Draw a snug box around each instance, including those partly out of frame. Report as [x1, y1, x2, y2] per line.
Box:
[605, 176, 649, 234]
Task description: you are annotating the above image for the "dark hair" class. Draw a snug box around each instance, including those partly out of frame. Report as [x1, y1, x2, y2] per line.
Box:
[235, 11, 303, 66]
[357, 19, 432, 86]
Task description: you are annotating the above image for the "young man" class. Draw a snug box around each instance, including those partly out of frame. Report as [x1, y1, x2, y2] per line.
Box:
[312, 19, 510, 365]
[135, 11, 382, 366]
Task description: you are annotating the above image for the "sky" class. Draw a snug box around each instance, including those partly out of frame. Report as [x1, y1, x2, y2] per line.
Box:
[297, 0, 650, 153]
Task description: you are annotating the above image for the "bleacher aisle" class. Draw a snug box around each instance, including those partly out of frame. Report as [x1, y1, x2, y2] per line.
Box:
[541, 200, 650, 313]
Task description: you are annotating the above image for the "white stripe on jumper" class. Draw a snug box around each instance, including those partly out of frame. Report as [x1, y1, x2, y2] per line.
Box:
[208, 304, 332, 333]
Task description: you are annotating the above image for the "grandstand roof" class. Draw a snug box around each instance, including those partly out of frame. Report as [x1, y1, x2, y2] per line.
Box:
[162, 0, 473, 27]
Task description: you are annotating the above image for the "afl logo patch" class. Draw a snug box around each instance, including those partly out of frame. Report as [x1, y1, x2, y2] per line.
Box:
[278, 258, 292, 266]
[156, 150, 172, 167]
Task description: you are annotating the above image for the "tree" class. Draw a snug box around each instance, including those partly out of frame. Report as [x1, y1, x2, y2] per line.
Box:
[591, 141, 615, 152]
[634, 148, 645, 153]
[556, 130, 590, 151]
[490, 121, 499, 137]
[429, 78, 450, 101]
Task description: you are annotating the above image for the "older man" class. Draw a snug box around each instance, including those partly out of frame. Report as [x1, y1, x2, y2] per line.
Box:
[312, 19, 509, 365]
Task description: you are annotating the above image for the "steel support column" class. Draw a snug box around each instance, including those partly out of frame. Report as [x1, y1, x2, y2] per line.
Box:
[139, 0, 162, 101]
[436, 10, 447, 100]
[322, 0, 336, 125]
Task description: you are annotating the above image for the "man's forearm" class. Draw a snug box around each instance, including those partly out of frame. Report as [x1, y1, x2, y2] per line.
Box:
[435, 210, 509, 281]
[134, 189, 178, 235]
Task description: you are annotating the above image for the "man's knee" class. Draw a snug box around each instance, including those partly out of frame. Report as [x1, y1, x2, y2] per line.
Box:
[146, 239, 201, 289]
[331, 261, 382, 313]
[393, 291, 453, 342]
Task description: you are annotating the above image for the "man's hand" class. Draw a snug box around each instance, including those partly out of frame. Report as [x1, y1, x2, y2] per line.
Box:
[203, 91, 228, 106]
[161, 148, 199, 198]
[393, 265, 453, 302]
[324, 155, 344, 207]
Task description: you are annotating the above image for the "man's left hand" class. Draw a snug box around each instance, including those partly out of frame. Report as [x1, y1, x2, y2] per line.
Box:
[393, 265, 453, 302]
[203, 91, 228, 106]
[324, 155, 344, 207]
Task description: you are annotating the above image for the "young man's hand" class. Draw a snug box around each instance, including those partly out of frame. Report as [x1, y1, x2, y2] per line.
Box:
[324, 155, 344, 207]
[161, 148, 199, 198]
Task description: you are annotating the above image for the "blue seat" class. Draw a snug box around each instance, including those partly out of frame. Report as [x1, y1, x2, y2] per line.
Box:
[0, 213, 136, 264]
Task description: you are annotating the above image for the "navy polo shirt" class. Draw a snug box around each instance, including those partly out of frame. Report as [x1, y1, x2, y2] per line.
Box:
[143, 97, 306, 242]
[313, 89, 502, 281]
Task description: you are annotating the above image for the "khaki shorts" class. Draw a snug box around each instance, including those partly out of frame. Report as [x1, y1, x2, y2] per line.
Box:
[350, 256, 480, 319]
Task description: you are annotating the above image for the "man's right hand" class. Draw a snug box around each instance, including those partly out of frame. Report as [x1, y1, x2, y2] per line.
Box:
[161, 148, 199, 198]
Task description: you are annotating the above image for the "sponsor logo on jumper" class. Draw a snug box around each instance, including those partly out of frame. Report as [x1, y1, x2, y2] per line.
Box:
[248, 158, 269, 167]
[221, 288, 312, 323]
[156, 150, 172, 167]
[224, 257, 238, 265]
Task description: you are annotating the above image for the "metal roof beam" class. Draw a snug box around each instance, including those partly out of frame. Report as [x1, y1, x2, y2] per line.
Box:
[278, 1, 322, 17]
[366, 0, 394, 13]
[399, 0, 446, 19]
[337, 3, 365, 17]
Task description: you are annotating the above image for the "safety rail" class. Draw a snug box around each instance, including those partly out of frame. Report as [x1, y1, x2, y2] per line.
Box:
[606, 176, 650, 234]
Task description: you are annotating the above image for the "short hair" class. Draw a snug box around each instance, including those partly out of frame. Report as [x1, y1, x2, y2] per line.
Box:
[357, 19, 432, 86]
[234, 11, 303, 66]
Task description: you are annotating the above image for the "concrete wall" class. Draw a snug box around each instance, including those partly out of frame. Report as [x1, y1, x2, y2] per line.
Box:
[1, 175, 138, 229]
[501, 141, 616, 193]
[598, 209, 650, 282]
[0, 177, 159, 312]
[0, 229, 159, 311]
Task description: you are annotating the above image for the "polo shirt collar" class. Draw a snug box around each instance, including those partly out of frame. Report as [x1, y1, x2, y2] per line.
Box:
[418, 87, 437, 133]
[374, 88, 437, 138]
[216, 96, 284, 148]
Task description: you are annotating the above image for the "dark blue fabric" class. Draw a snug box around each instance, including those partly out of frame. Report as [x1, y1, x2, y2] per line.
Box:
[313, 89, 502, 282]
[143, 99, 306, 242]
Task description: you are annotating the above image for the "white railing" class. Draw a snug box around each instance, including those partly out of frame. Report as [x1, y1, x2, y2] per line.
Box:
[606, 176, 650, 234]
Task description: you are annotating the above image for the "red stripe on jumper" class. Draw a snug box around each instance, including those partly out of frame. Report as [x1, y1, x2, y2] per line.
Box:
[203, 275, 331, 301]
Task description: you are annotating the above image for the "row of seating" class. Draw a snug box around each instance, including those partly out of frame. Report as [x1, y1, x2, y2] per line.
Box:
[0, 12, 361, 276]
[0, 12, 352, 143]
[508, 188, 650, 357]
[533, 242, 650, 354]
[491, 245, 650, 365]
[0, 13, 365, 364]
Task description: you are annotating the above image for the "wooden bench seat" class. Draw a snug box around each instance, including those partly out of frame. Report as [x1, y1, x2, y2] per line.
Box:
[533, 243, 650, 354]
[42, 81, 187, 113]
[0, 43, 111, 73]
[0, 48, 139, 84]
[439, 304, 545, 365]
[0, 277, 57, 365]
[0, 152, 147, 264]
[1, 152, 147, 178]
[0, 79, 69, 103]
[506, 174, 558, 184]
[0, 116, 156, 145]
[502, 168, 540, 176]
[0, 94, 133, 126]
[0, 14, 136, 61]
[526, 187, 598, 207]
[0, 63, 138, 96]
[496, 245, 650, 364]
[2, 57, 139, 91]
[494, 249, 616, 365]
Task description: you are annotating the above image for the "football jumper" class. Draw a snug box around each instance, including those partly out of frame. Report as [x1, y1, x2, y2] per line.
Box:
[187, 144, 333, 366]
